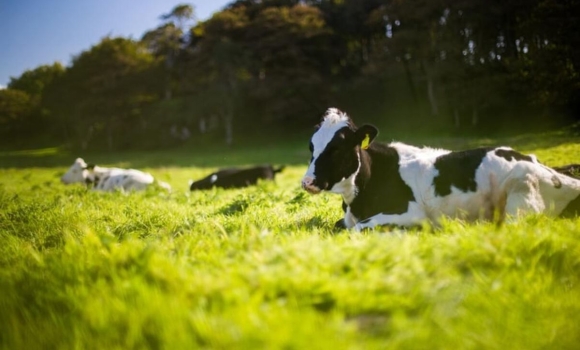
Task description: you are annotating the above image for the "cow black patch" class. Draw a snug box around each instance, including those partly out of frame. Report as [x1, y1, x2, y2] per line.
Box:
[433, 148, 492, 196]
[560, 194, 580, 218]
[349, 144, 415, 220]
[494, 149, 534, 163]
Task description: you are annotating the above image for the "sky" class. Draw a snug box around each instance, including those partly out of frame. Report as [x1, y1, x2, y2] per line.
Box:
[0, 0, 233, 88]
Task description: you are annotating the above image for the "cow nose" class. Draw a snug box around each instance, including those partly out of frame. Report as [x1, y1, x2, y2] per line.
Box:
[302, 176, 321, 194]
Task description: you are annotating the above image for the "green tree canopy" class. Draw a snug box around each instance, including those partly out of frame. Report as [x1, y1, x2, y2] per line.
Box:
[8, 62, 65, 98]
[4, 0, 580, 150]
[44, 37, 158, 150]
[0, 89, 32, 129]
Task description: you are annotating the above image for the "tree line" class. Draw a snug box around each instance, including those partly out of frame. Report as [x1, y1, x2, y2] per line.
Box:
[1, 0, 579, 150]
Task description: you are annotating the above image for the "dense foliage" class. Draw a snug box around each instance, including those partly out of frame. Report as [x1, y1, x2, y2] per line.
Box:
[1, 0, 579, 150]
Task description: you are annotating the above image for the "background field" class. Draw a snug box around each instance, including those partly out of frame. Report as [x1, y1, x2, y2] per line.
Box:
[1, 131, 580, 349]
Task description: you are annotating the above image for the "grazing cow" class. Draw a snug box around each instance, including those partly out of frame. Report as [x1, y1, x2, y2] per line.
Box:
[301, 108, 580, 231]
[190, 165, 285, 190]
[61, 158, 171, 192]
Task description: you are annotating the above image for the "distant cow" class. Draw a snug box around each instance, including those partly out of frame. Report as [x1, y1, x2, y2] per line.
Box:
[190, 165, 285, 190]
[552, 164, 580, 179]
[61, 158, 171, 192]
[301, 108, 580, 231]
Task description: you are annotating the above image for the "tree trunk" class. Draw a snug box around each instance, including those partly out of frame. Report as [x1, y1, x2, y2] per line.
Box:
[81, 125, 94, 151]
[223, 111, 233, 146]
[402, 59, 418, 101]
[199, 117, 206, 133]
[427, 77, 438, 116]
[107, 126, 113, 151]
[164, 51, 174, 100]
[420, 60, 438, 116]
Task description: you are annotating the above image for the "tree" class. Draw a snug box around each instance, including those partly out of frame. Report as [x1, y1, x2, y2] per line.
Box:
[6, 0, 580, 150]
[45, 37, 158, 150]
[161, 3, 195, 28]
[143, 3, 196, 100]
[8, 63, 65, 98]
[185, 6, 251, 145]
[244, 5, 334, 123]
[2, 62, 64, 136]
[0, 89, 32, 133]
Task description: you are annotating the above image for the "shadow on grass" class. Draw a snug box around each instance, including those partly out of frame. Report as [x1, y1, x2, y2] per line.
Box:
[1, 129, 577, 169]
[0, 143, 310, 169]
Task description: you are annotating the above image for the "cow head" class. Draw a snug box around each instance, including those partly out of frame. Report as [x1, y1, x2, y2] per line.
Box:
[189, 174, 218, 191]
[302, 108, 378, 195]
[61, 158, 92, 184]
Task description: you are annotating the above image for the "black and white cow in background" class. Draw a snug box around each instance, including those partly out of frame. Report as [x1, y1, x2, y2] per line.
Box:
[190, 165, 285, 190]
[302, 108, 580, 231]
[61, 158, 171, 192]
[552, 164, 580, 179]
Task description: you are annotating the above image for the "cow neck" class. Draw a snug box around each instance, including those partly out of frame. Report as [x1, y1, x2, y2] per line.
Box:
[337, 148, 369, 206]
[354, 147, 372, 193]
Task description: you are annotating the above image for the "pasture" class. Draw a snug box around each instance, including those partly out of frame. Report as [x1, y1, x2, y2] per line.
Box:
[1, 131, 580, 349]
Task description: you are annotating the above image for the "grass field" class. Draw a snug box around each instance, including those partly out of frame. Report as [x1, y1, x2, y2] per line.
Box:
[1, 131, 580, 349]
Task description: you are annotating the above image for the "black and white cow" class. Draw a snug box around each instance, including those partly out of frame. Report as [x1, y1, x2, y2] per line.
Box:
[302, 108, 580, 231]
[552, 164, 580, 179]
[190, 165, 285, 190]
[61, 158, 171, 192]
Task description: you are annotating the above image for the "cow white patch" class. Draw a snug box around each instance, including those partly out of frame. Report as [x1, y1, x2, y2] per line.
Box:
[304, 108, 351, 181]
[329, 158, 360, 204]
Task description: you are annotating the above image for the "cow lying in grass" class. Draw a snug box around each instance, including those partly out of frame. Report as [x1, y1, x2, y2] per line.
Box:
[302, 108, 580, 231]
[552, 164, 580, 179]
[61, 158, 171, 192]
[190, 165, 285, 190]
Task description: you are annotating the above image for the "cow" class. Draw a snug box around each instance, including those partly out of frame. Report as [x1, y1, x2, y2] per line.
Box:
[552, 164, 580, 179]
[301, 108, 580, 231]
[190, 165, 285, 190]
[61, 158, 171, 192]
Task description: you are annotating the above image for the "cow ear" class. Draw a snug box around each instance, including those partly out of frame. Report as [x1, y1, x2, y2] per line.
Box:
[355, 124, 379, 149]
[85, 164, 96, 170]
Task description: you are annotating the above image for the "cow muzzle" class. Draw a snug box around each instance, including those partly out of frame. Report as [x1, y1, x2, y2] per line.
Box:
[302, 176, 322, 194]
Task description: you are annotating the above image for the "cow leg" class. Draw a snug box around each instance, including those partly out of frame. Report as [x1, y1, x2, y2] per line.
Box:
[334, 219, 347, 230]
[353, 202, 426, 231]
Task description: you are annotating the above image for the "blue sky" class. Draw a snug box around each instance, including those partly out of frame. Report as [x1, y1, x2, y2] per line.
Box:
[0, 0, 232, 87]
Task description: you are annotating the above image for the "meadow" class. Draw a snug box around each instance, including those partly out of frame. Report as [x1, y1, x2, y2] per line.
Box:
[1, 130, 580, 349]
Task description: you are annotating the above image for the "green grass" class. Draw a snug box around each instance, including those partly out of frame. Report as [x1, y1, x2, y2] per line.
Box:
[1, 131, 580, 349]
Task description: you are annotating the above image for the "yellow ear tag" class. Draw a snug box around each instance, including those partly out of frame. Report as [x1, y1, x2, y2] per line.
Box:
[361, 134, 370, 150]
